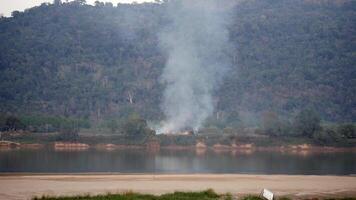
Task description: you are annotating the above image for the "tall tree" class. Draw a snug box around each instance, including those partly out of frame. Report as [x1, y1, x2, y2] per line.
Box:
[293, 109, 321, 137]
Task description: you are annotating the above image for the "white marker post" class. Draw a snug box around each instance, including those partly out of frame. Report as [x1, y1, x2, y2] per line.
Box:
[261, 189, 274, 200]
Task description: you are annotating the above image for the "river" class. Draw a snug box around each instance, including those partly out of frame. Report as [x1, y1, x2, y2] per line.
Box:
[0, 148, 355, 175]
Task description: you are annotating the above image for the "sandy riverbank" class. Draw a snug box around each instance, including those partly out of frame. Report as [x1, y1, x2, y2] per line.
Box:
[0, 174, 355, 200]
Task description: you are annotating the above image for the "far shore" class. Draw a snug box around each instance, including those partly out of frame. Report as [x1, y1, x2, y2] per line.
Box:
[0, 174, 355, 200]
[1, 140, 356, 153]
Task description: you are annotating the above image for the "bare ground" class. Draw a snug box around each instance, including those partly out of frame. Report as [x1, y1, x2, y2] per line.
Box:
[0, 174, 355, 200]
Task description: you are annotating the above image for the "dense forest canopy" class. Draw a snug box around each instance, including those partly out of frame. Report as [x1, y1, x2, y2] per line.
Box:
[0, 0, 355, 130]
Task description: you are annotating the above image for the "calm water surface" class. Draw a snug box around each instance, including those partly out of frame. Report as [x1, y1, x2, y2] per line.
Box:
[0, 149, 355, 175]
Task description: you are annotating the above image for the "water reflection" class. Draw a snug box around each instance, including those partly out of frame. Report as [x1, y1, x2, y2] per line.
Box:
[0, 149, 355, 175]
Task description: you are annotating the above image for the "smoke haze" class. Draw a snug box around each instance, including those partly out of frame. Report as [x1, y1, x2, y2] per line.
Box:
[158, 0, 231, 133]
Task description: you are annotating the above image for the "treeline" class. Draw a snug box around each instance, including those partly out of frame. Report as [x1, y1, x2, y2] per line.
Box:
[0, 114, 90, 132]
[0, 0, 355, 129]
[0, 113, 155, 144]
[0, 112, 154, 137]
[1, 111, 354, 147]
[258, 109, 356, 145]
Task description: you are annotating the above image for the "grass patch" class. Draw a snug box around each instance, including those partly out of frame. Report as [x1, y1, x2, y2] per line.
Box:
[32, 189, 231, 200]
[240, 196, 290, 200]
[239, 196, 356, 200]
[32, 191, 356, 200]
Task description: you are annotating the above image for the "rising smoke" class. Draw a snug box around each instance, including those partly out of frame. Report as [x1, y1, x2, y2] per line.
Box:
[158, 0, 232, 134]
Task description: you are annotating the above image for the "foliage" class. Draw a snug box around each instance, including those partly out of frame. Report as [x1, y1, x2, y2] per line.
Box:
[122, 115, 155, 139]
[0, 0, 354, 129]
[32, 189, 226, 200]
[258, 109, 354, 146]
[204, 111, 243, 129]
[241, 196, 298, 200]
[0, 113, 89, 133]
[312, 128, 345, 145]
[4, 116, 25, 131]
[293, 109, 321, 137]
[325, 198, 356, 200]
[241, 196, 264, 200]
[106, 119, 119, 133]
[31, 191, 356, 200]
[261, 111, 292, 136]
[337, 123, 356, 139]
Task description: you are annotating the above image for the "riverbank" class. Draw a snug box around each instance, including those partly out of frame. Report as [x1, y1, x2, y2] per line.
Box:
[2, 129, 356, 152]
[1, 140, 356, 153]
[0, 174, 355, 200]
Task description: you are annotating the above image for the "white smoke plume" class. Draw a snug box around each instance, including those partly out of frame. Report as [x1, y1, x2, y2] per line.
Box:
[158, 0, 232, 134]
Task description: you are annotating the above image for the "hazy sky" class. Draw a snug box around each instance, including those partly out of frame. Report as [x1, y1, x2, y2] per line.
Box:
[0, 0, 153, 17]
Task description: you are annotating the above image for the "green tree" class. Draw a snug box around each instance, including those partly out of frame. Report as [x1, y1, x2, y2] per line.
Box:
[0, 114, 7, 131]
[72, 0, 86, 5]
[107, 119, 119, 133]
[262, 111, 279, 135]
[5, 116, 25, 131]
[225, 111, 242, 128]
[261, 111, 292, 136]
[11, 11, 20, 17]
[94, 1, 104, 7]
[53, 0, 62, 6]
[337, 124, 355, 139]
[122, 116, 155, 139]
[293, 109, 321, 138]
[104, 2, 113, 7]
[313, 128, 345, 145]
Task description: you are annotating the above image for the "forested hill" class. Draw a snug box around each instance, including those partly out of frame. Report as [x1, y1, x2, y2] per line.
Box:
[0, 0, 355, 126]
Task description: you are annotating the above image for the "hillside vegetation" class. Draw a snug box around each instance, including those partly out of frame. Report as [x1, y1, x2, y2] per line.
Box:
[0, 0, 355, 130]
